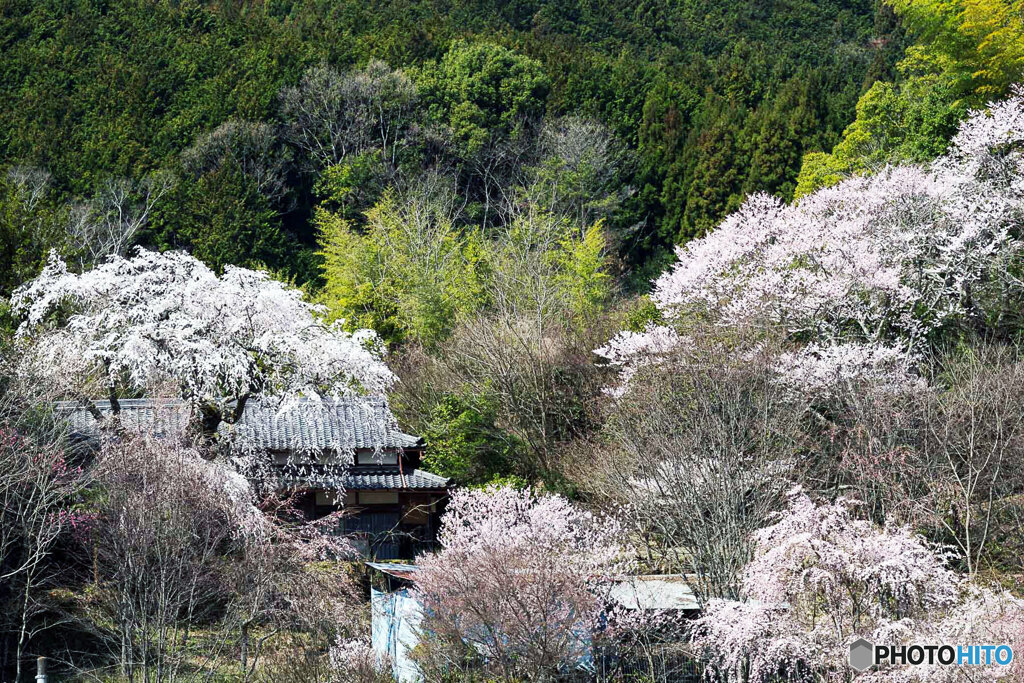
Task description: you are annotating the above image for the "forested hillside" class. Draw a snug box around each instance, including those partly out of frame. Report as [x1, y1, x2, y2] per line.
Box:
[0, 0, 897, 285]
[3, 1, 1024, 680]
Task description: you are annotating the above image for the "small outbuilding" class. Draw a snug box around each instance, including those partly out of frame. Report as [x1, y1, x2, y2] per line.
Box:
[367, 562, 424, 683]
[364, 565, 703, 683]
[607, 574, 700, 612]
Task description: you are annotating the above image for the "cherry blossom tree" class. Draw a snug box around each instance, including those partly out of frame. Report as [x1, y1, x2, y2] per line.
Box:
[328, 638, 391, 683]
[599, 88, 1024, 395]
[9, 248, 395, 432]
[412, 485, 626, 681]
[81, 431, 362, 682]
[692, 489, 1024, 682]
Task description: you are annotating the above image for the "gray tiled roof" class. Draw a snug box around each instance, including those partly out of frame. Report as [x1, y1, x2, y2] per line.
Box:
[223, 398, 421, 451]
[56, 397, 422, 452]
[280, 469, 449, 491]
[56, 399, 191, 441]
[345, 468, 449, 490]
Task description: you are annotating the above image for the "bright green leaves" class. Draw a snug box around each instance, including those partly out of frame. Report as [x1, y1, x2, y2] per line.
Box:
[420, 393, 520, 486]
[418, 41, 550, 155]
[796, 0, 1024, 196]
[551, 221, 612, 320]
[317, 196, 613, 348]
[316, 191, 486, 347]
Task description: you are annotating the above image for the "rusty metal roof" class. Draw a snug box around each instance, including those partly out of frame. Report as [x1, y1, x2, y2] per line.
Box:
[367, 562, 419, 581]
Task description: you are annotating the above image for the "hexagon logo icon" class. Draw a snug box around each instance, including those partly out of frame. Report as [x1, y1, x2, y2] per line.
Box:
[849, 638, 875, 672]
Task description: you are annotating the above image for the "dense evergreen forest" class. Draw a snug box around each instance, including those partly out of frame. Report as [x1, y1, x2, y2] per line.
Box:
[0, 0, 901, 286]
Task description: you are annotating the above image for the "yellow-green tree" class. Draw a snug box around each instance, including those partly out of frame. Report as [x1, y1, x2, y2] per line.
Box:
[795, 0, 1024, 197]
[317, 191, 486, 347]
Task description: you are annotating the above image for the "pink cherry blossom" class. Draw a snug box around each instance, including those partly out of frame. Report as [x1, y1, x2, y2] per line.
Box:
[692, 489, 1024, 682]
[601, 90, 1024, 396]
[413, 485, 627, 679]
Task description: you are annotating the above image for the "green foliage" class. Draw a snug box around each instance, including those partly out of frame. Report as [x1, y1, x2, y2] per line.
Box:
[315, 152, 387, 224]
[317, 192, 486, 347]
[486, 211, 614, 325]
[0, 168, 66, 297]
[890, 0, 1024, 101]
[795, 74, 964, 196]
[550, 221, 612, 320]
[420, 393, 520, 486]
[479, 473, 530, 490]
[794, 152, 849, 200]
[149, 157, 290, 274]
[623, 296, 665, 333]
[0, 0, 894, 281]
[796, 0, 1024, 195]
[0, 0, 311, 196]
[675, 97, 748, 241]
[418, 41, 550, 155]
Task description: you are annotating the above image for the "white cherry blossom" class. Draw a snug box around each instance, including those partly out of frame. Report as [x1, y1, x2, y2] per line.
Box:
[10, 248, 396, 425]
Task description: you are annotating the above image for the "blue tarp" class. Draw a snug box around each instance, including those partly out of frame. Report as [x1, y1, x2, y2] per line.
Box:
[371, 586, 424, 682]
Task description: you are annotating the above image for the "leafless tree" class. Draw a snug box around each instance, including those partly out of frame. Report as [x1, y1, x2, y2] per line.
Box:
[65, 172, 174, 267]
[921, 347, 1024, 576]
[468, 127, 536, 230]
[0, 374, 87, 682]
[831, 345, 1024, 577]
[83, 434, 243, 681]
[410, 210, 612, 477]
[280, 61, 418, 172]
[6, 166, 52, 211]
[1, 166, 68, 293]
[521, 116, 633, 233]
[74, 431, 364, 682]
[182, 120, 292, 206]
[580, 331, 805, 604]
[437, 315, 605, 477]
[226, 494, 363, 683]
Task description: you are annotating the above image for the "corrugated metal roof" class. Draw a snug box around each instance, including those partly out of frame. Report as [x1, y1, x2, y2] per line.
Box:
[367, 562, 419, 581]
[608, 575, 699, 611]
[224, 398, 421, 451]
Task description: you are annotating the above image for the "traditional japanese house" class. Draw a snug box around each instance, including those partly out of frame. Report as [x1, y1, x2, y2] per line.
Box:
[58, 397, 450, 560]
[227, 398, 450, 559]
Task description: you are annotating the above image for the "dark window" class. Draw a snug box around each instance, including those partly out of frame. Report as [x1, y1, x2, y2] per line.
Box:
[355, 451, 399, 466]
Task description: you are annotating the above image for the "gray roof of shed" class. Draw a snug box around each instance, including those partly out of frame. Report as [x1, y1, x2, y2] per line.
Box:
[608, 575, 699, 611]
